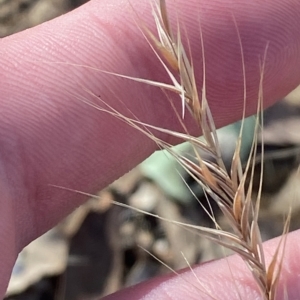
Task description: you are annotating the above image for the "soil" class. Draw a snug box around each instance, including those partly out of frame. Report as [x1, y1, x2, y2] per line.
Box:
[0, 0, 89, 37]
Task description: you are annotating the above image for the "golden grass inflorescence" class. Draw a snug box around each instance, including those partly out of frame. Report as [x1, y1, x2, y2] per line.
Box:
[80, 1, 291, 299]
[140, 2, 290, 299]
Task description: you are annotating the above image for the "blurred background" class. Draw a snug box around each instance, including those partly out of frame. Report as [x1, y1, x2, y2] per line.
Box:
[2, 1, 300, 299]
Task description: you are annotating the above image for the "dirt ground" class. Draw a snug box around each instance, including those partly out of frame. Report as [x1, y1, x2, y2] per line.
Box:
[0, 0, 89, 37]
[2, 1, 300, 299]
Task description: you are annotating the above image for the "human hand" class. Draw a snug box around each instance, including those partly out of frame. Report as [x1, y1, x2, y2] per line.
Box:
[0, 0, 300, 298]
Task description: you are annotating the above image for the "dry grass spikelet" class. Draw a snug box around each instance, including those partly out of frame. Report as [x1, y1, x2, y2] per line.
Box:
[142, 2, 291, 299]
[74, 1, 292, 299]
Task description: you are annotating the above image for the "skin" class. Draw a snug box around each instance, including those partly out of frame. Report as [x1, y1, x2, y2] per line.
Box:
[1, 0, 300, 298]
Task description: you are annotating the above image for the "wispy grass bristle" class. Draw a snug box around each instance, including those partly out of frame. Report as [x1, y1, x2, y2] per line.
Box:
[131, 1, 291, 299]
[68, 1, 291, 299]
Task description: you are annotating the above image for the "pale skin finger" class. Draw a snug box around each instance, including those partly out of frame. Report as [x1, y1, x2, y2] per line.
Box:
[103, 230, 300, 300]
[0, 0, 300, 297]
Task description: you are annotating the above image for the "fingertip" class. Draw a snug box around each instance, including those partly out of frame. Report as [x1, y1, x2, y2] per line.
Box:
[103, 230, 300, 300]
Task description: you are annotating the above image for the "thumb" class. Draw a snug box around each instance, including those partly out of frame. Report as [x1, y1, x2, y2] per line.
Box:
[104, 230, 300, 300]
